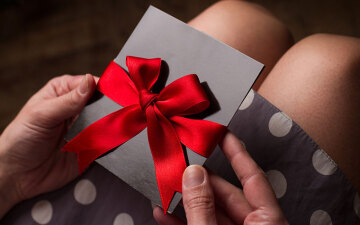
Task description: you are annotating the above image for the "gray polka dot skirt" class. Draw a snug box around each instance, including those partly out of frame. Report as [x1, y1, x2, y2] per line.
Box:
[2, 91, 359, 225]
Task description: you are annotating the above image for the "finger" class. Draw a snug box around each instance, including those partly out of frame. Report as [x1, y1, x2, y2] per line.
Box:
[37, 75, 85, 99]
[31, 75, 99, 105]
[61, 75, 98, 91]
[153, 206, 185, 225]
[182, 165, 217, 225]
[54, 75, 86, 95]
[38, 74, 96, 123]
[209, 172, 252, 223]
[153, 203, 235, 225]
[220, 132, 279, 209]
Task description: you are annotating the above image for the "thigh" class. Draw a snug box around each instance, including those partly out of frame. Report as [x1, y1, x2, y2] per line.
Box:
[188, 0, 293, 89]
[258, 33, 360, 191]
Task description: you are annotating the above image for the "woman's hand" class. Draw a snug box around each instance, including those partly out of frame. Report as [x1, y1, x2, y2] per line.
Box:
[0, 74, 96, 218]
[153, 132, 289, 225]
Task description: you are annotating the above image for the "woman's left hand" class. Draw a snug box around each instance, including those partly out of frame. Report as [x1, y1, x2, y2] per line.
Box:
[0, 74, 96, 218]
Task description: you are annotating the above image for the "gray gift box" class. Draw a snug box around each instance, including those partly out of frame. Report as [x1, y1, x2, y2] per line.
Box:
[66, 6, 263, 213]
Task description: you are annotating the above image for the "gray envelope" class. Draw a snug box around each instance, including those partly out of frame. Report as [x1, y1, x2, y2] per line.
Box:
[66, 6, 263, 213]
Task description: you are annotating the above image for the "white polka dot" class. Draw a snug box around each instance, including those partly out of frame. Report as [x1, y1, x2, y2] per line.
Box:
[268, 112, 292, 137]
[31, 200, 53, 224]
[239, 89, 255, 110]
[354, 193, 360, 218]
[312, 149, 337, 175]
[113, 213, 134, 225]
[310, 210, 332, 225]
[74, 179, 97, 205]
[266, 170, 287, 198]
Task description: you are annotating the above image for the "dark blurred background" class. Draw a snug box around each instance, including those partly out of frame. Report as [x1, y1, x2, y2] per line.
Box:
[0, 0, 359, 132]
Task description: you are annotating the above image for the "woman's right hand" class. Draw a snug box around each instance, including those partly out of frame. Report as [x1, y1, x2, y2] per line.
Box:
[153, 131, 289, 225]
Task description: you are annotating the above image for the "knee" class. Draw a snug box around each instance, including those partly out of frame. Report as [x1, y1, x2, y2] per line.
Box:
[212, 0, 284, 25]
[191, 0, 294, 51]
[290, 34, 360, 77]
[220, 0, 292, 41]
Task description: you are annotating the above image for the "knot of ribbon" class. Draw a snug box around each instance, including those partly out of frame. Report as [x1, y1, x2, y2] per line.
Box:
[63, 56, 226, 213]
[139, 89, 158, 110]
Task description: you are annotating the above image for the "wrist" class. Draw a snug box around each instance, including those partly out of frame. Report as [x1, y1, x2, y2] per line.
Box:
[0, 134, 22, 219]
[0, 171, 21, 219]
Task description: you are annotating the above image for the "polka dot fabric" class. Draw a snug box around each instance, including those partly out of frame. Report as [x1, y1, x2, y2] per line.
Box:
[1, 164, 157, 225]
[206, 90, 360, 225]
[2, 90, 359, 225]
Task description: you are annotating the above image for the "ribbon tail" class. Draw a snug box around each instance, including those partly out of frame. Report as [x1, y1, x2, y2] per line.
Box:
[170, 116, 227, 157]
[146, 105, 186, 213]
[62, 104, 147, 174]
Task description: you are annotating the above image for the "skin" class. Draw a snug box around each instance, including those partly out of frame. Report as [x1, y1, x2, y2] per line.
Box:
[154, 0, 360, 223]
[187, 0, 294, 90]
[258, 34, 360, 191]
[0, 74, 289, 224]
[0, 74, 97, 218]
[0, 0, 359, 223]
[153, 132, 289, 225]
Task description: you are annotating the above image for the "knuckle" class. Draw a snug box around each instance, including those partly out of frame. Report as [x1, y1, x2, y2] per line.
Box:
[246, 209, 288, 225]
[59, 90, 80, 111]
[240, 168, 266, 186]
[59, 74, 72, 79]
[67, 91, 80, 107]
[226, 188, 243, 206]
[185, 193, 214, 211]
[48, 74, 70, 85]
[47, 75, 72, 96]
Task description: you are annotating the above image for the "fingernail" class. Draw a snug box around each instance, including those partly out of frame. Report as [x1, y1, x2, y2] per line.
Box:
[78, 74, 89, 95]
[183, 165, 205, 188]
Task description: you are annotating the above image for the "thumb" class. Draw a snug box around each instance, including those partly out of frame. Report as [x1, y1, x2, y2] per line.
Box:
[44, 74, 96, 123]
[182, 165, 217, 225]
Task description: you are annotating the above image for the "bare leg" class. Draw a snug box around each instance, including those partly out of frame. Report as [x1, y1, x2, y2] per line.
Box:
[188, 0, 293, 90]
[258, 34, 360, 191]
[189, 1, 360, 191]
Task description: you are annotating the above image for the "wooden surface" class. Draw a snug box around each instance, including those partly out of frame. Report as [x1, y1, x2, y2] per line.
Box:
[0, 0, 359, 132]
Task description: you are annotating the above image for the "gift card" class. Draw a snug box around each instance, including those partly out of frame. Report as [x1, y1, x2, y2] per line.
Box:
[66, 5, 263, 213]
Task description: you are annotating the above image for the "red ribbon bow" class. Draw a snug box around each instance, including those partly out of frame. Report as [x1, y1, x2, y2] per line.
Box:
[63, 56, 226, 212]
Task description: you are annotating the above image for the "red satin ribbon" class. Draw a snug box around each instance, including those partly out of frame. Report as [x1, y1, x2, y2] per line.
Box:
[63, 56, 226, 213]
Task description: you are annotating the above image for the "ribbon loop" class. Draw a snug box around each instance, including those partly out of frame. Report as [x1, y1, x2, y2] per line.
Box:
[97, 61, 139, 107]
[126, 56, 161, 91]
[63, 56, 226, 213]
[156, 74, 210, 117]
